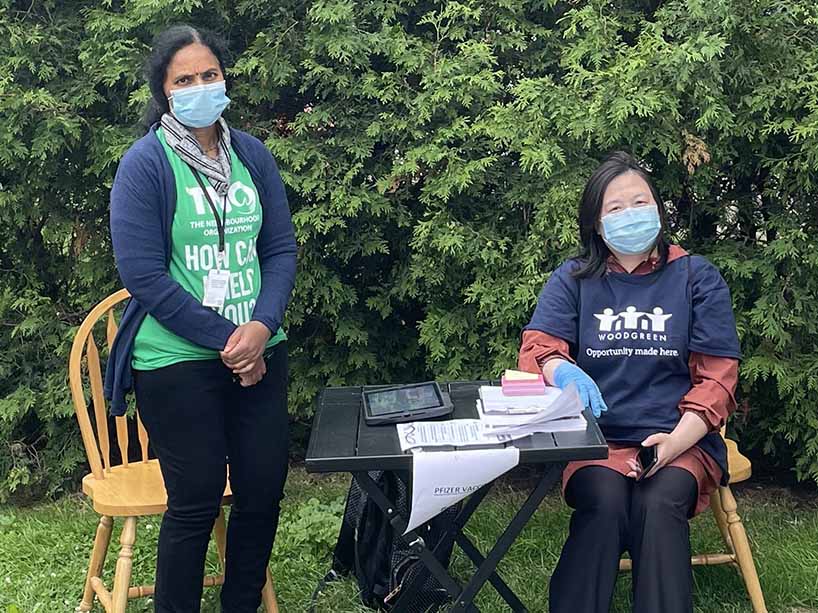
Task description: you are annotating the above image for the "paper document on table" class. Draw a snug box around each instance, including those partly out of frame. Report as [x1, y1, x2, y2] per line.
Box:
[479, 384, 586, 435]
[396, 419, 530, 452]
[485, 413, 587, 435]
[405, 446, 520, 534]
[479, 385, 563, 414]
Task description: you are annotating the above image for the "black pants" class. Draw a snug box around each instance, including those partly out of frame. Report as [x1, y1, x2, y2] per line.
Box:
[133, 342, 289, 613]
[549, 465, 698, 613]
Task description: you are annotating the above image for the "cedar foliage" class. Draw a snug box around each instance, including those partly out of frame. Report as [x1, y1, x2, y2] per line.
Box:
[1, 0, 817, 501]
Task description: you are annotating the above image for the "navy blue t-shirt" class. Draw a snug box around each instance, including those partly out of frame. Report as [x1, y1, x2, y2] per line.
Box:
[524, 254, 741, 483]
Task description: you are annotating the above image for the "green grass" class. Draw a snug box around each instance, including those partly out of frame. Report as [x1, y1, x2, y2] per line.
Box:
[1, 467, 816, 612]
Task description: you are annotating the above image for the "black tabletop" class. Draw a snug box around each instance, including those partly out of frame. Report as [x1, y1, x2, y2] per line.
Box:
[306, 381, 608, 473]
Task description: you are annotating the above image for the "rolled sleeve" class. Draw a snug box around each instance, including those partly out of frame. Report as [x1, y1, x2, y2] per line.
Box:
[679, 352, 739, 431]
[518, 330, 574, 374]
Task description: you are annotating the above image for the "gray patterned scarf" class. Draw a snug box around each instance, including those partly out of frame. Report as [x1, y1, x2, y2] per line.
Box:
[160, 113, 232, 196]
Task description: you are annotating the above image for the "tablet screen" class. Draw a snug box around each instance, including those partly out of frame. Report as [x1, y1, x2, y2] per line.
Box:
[365, 384, 442, 416]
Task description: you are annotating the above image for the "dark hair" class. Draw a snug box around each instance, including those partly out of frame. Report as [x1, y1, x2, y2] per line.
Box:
[572, 151, 669, 279]
[141, 25, 230, 132]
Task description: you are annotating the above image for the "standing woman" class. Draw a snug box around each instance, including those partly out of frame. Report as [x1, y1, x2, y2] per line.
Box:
[518, 152, 740, 613]
[104, 25, 296, 612]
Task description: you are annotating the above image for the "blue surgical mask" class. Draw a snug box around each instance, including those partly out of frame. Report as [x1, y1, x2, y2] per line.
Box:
[600, 204, 661, 255]
[169, 81, 230, 128]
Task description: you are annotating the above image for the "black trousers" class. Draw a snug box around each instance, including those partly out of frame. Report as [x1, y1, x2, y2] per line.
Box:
[133, 342, 289, 613]
[549, 465, 698, 613]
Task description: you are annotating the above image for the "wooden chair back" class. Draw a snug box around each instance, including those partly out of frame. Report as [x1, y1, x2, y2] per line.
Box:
[68, 289, 150, 481]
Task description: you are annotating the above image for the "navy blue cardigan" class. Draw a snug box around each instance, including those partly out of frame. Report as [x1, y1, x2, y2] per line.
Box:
[104, 125, 297, 415]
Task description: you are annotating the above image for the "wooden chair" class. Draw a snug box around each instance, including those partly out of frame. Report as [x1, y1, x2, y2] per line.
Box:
[619, 429, 767, 612]
[69, 289, 280, 613]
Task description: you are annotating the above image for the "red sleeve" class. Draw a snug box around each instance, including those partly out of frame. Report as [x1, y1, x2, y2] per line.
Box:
[517, 330, 574, 374]
[680, 352, 739, 431]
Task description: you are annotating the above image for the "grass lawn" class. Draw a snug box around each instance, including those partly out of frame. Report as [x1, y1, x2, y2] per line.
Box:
[1, 466, 816, 612]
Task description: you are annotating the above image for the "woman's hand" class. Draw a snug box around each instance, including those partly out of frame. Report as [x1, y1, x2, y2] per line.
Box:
[237, 357, 266, 387]
[626, 433, 684, 480]
[220, 321, 271, 373]
[626, 411, 710, 479]
[548, 360, 608, 418]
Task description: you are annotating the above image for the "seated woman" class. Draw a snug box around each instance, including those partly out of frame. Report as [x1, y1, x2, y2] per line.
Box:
[518, 152, 740, 613]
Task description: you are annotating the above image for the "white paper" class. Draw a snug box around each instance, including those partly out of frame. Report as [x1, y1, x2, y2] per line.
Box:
[202, 269, 230, 308]
[477, 384, 585, 433]
[396, 419, 531, 451]
[405, 447, 520, 534]
[395, 385, 587, 452]
[479, 385, 563, 414]
[490, 414, 587, 436]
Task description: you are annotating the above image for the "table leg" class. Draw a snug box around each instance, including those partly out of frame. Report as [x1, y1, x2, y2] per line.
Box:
[390, 482, 495, 612]
[352, 472, 464, 600]
[449, 463, 563, 613]
[455, 534, 527, 611]
[352, 463, 562, 613]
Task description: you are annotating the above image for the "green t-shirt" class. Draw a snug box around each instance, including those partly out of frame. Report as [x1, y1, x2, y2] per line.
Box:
[132, 128, 286, 370]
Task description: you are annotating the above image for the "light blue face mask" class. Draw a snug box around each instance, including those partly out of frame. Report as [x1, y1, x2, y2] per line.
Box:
[600, 204, 661, 255]
[169, 81, 230, 128]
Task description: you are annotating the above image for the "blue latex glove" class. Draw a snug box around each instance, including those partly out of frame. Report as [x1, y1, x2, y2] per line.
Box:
[553, 362, 608, 418]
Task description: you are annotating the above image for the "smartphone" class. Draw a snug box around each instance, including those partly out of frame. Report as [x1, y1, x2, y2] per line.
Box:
[637, 445, 658, 481]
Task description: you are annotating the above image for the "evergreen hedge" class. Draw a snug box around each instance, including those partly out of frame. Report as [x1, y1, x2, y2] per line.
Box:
[2, 0, 817, 501]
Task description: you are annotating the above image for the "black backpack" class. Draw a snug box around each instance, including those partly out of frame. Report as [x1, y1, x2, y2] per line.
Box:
[311, 470, 460, 612]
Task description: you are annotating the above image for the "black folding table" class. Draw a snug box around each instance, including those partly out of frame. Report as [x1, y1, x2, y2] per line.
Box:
[306, 381, 608, 612]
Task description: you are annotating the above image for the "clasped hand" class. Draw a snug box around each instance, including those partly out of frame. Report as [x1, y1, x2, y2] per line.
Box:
[625, 411, 708, 479]
[625, 433, 684, 480]
[220, 321, 271, 387]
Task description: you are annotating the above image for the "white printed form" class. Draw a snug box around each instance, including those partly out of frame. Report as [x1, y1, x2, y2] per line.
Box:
[396, 419, 528, 452]
[405, 447, 520, 534]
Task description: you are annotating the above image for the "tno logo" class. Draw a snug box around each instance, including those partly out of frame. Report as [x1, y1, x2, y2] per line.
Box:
[186, 181, 257, 216]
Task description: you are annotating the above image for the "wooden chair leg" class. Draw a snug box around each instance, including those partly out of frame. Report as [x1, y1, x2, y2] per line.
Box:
[711, 488, 733, 553]
[111, 517, 137, 613]
[213, 506, 228, 574]
[261, 567, 279, 613]
[721, 486, 768, 613]
[79, 515, 114, 612]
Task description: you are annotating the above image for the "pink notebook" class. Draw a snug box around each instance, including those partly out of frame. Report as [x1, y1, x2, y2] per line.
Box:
[501, 373, 546, 396]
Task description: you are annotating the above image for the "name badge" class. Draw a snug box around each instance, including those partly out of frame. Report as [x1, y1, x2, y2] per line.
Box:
[202, 268, 230, 308]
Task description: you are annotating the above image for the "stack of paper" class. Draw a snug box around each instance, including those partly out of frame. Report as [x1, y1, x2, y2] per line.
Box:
[478, 383, 586, 436]
[501, 369, 546, 396]
[395, 384, 587, 452]
[479, 384, 563, 414]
